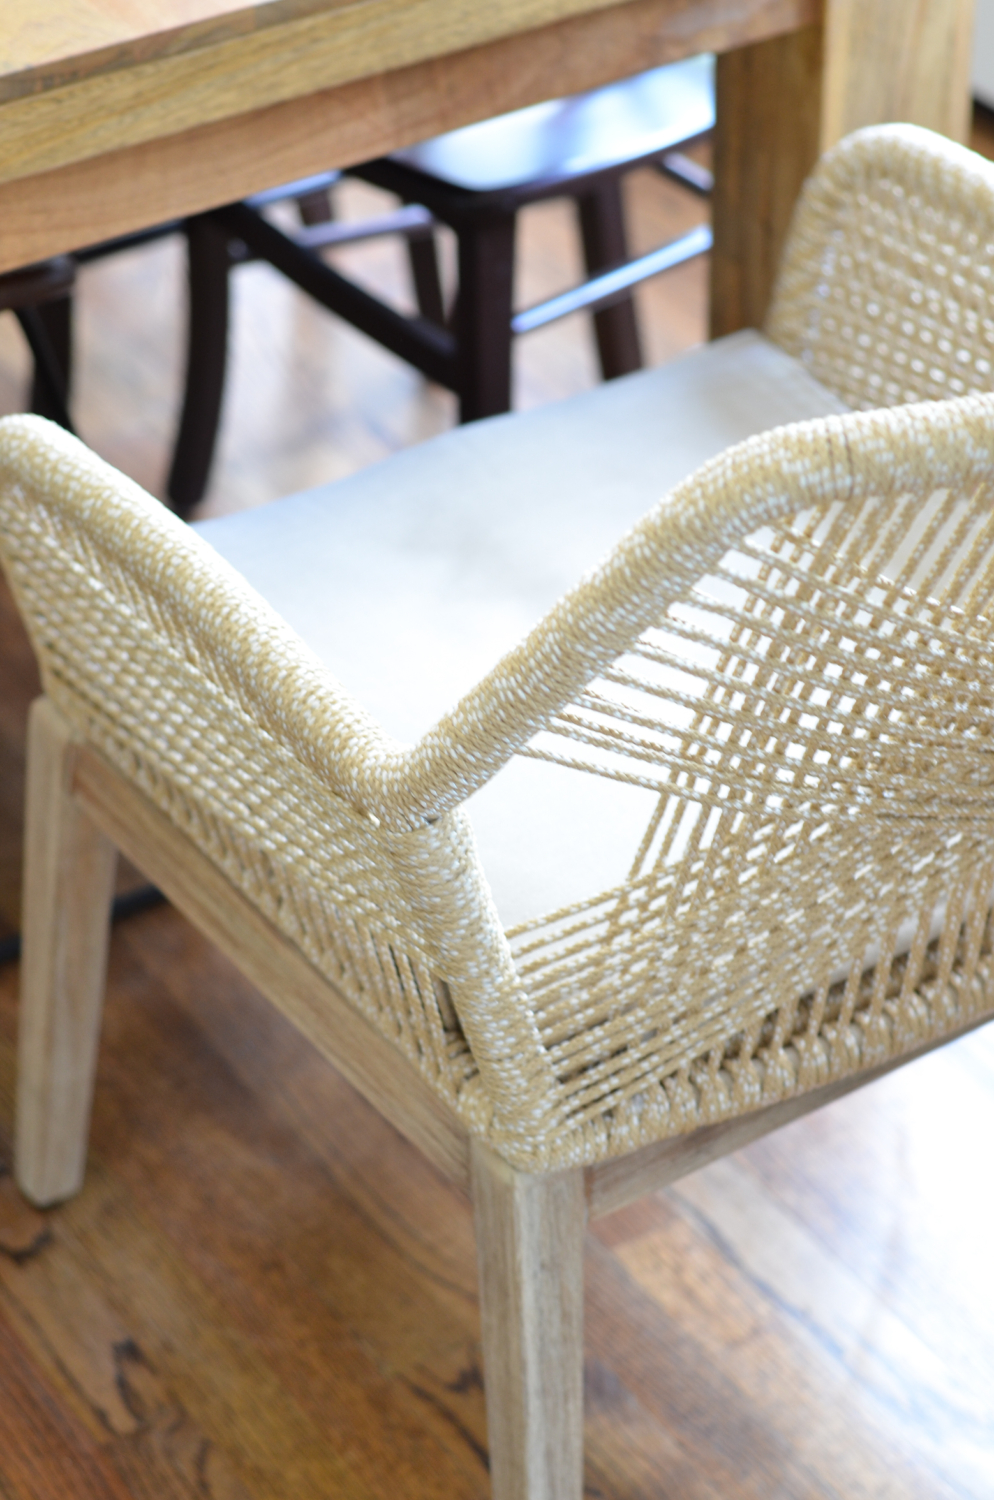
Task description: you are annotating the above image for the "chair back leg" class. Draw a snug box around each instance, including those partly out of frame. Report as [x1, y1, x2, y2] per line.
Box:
[26, 295, 74, 429]
[472, 1139, 586, 1500]
[15, 697, 117, 1207]
[168, 213, 233, 517]
[576, 179, 643, 381]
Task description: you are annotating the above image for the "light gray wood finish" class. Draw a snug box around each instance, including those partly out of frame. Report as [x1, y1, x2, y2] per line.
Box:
[15, 697, 117, 1207]
[472, 1140, 587, 1500]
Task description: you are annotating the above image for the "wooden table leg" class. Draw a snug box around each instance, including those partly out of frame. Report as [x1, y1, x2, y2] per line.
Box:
[710, 0, 976, 339]
[820, 0, 975, 147]
[709, 24, 823, 340]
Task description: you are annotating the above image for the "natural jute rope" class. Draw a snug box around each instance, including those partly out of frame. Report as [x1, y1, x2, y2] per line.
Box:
[2, 124, 994, 1170]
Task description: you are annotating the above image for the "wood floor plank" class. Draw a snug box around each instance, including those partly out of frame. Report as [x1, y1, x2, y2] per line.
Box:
[0, 1298, 136, 1500]
[668, 1156, 994, 1495]
[583, 1231, 843, 1500]
[118, 912, 478, 1298]
[0, 1219, 258, 1500]
[9, 927, 492, 1500]
[0, 981, 424, 1500]
[591, 1182, 975, 1499]
[0, 1156, 379, 1500]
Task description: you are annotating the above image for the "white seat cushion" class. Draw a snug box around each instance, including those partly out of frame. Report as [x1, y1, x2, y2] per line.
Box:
[196, 330, 849, 929]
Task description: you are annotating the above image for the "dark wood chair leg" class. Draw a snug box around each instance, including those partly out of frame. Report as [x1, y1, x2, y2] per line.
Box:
[27, 295, 73, 428]
[296, 188, 334, 226]
[576, 178, 642, 380]
[167, 214, 232, 518]
[406, 227, 446, 326]
[455, 211, 516, 422]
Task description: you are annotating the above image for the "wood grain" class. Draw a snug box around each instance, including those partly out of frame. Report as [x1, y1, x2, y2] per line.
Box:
[0, 0, 812, 273]
[471, 1141, 586, 1500]
[821, 0, 976, 148]
[0, 1298, 135, 1500]
[709, 24, 823, 337]
[0, 0, 331, 97]
[2, 0, 633, 100]
[70, 729, 471, 1192]
[0, 0, 809, 185]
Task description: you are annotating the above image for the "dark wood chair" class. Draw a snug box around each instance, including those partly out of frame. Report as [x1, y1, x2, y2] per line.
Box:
[0, 225, 189, 440]
[0, 239, 180, 971]
[167, 55, 714, 516]
[0, 258, 78, 433]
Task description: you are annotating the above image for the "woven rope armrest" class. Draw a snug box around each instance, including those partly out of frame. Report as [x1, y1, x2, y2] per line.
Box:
[767, 123, 994, 410]
[0, 417, 566, 1158]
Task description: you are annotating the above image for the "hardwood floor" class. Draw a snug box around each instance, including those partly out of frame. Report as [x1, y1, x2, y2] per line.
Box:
[0, 135, 992, 1499]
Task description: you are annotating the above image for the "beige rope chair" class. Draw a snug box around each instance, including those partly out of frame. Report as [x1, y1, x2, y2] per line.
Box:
[3, 123, 994, 1498]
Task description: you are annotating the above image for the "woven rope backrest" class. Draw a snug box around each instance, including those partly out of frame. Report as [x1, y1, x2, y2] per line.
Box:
[0, 416, 566, 1152]
[767, 124, 994, 411]
[470, 395, 994, 1159]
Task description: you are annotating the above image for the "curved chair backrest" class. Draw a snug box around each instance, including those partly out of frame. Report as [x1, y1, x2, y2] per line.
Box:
[767, 123, 994, 410]
[3, 393, 994, 1172]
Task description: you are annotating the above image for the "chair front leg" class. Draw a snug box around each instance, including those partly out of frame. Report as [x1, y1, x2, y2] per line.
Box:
[455, 211, 516, 422]
[471, 1139, 586, 1500]
[16, 697, 117, 1207]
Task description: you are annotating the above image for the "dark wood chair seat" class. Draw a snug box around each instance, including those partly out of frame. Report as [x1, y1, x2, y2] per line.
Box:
[386, 54, 714, 193]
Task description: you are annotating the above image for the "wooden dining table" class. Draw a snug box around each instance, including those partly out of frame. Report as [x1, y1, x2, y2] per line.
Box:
[0, 0, 976, 339]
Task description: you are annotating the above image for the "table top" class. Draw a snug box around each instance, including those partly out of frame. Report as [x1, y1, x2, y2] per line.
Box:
[1, 0, 359, 102]
[0, 0, 821, 275]
[0, 0, 657, 187]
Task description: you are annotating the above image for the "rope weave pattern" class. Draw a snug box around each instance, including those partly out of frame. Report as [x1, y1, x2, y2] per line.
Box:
[2, 126, 994, 1171]
[768, 124, 994, 409]
[508, 459, 994, 1151]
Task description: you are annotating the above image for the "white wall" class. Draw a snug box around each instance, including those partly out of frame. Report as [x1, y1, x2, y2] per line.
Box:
[974, 0, 994, 107]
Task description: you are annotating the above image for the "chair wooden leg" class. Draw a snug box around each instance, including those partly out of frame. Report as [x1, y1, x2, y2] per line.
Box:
[455, 212, 516, 422]
[406, 227, 446, 326]
[15, 698, 117, 1208]
[471, 1139, 586, 1500]
[576, 178, 642, 380]
[27, 293, 73, 427]
[167, 213, 232, 518]
[296, 187, 334, 226]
